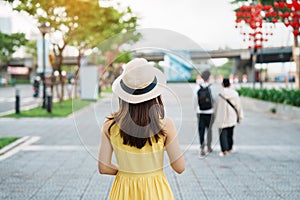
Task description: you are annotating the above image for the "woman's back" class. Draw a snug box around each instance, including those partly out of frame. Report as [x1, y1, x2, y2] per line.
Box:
[109, 122, 165, 174]
[107, 121, 174, 200]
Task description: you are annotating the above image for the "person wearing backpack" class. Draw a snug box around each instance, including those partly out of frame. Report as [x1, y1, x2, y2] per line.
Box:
[194, 70, 216, 157]
[214, 78, 244, 157]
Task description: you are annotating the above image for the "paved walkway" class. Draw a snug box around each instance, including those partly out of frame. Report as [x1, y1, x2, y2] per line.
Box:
[0, 83, 299, 200]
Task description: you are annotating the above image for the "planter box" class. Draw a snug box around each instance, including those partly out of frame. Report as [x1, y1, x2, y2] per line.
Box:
[241, 96, 300, 120]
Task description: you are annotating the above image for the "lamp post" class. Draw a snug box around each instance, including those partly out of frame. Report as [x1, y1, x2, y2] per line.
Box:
[38, 23, 51, 109]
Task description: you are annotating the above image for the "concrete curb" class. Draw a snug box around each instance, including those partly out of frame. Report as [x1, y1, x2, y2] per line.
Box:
[241, 96, 300, 120]
[0, 136, 30, 156]
[0, 103, 40, 117]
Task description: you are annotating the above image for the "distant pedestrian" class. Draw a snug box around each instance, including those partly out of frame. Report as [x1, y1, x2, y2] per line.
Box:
[98, 58, 185, 199]
[32, 77, 40, 97]
[214, 78, 244, 156]
[194, 70, 217, 157]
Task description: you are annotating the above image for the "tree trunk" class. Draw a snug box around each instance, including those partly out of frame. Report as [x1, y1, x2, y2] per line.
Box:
[52, 43, 66, 103]
[251, 49, 257, 88]
[59, 72, 65, 103]
[53, 53, 64, 103]
[71, 53, 82, 99]
[293, 35, 300, 89]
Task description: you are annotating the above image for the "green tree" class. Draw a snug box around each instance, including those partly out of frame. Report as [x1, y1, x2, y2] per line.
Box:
[211, 60, 233, 78]
[0, 31, 28, 67]
[6, 0, 139, 101]
[24, 40, 38, 72]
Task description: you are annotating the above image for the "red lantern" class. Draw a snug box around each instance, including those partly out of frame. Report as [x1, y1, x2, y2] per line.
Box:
[286, 3, 293, 9]
[271, 12, 277, 17]
[283, 12, 290, 18]
[293, 29, 299, 36]
[284, 21, 290, 27]
[278, 2, 285, 9]
[263, 5, 272, 11]
[256, 3, 263, 9]
[292, 1, 300, 10]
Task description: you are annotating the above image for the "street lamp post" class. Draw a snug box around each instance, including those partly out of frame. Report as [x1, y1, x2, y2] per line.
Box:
[38, 23, 51, 109]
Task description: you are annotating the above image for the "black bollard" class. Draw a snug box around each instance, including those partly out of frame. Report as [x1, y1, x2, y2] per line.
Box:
[46, 89, 52, 113]
[15, 88, 20, 114]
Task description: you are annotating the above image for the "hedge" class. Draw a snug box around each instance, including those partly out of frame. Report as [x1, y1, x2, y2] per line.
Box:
[237, 87, 300, 107]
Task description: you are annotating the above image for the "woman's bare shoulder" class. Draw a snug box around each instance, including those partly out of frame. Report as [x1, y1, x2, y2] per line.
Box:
[163, 117, 176, 135]
[164, 117, 174, 126]
[102, 117, 114, 136]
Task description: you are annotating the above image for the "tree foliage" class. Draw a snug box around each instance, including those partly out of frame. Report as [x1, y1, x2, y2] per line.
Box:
[211, 60, 233, 78]
[7, 0, 139, 66]
[4, 0, 139, 100]
[0, 32, 28, 64]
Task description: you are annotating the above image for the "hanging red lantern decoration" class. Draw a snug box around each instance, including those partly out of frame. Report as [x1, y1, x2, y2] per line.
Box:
[235, 3, 274, 50]
[278, 2, 285, 9]
[274, 0, 300, 36]
[293, 29, 299, 36]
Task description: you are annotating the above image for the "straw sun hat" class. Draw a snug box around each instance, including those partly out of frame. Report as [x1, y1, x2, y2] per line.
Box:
[112, 58, 166, 104]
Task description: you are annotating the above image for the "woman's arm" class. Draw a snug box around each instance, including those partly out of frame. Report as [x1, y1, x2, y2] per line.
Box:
[98, 120, 118, 175]
[164, 118, 185, 174]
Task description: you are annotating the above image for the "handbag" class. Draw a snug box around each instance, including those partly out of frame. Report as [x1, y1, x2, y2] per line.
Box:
[219, 94, 240, 123]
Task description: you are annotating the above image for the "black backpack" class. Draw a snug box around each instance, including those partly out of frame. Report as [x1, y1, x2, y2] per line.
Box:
[197, 84, 213, 110]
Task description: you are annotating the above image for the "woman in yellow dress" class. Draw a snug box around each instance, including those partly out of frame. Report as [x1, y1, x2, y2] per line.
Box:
[98, 58, 185, 199]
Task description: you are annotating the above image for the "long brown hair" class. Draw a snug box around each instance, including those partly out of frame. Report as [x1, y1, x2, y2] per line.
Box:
[108, 95, 166, 149]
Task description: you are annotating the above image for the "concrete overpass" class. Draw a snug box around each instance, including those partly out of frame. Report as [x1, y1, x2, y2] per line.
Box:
[132, 46, 292, 63]
[132, 46, 293, 82]
[8, 46, 292, 66]
[7, 46, 293, 82]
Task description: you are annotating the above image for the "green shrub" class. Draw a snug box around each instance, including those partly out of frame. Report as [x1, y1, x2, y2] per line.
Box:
[238, 87, 300, 107]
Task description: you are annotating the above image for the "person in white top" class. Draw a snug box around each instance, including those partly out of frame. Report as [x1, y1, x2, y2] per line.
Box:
[214, 78, 244, 157]
[194, 70, 218, 156]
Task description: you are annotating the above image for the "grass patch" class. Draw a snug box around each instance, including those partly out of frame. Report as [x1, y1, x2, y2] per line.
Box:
[101, 88, 112, 93]
[3, 98, 92, 118]
[0, 137, 19, 149]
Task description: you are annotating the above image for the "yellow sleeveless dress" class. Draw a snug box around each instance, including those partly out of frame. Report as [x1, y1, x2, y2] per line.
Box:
[109, 124, 174, 200]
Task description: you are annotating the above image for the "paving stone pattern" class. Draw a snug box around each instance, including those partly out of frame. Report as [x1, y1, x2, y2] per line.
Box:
[0, 83, 299, 200]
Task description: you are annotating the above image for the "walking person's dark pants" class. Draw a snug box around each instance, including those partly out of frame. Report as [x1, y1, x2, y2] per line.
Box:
[219, 126, 234, 152]
[197, 113, 213, 150]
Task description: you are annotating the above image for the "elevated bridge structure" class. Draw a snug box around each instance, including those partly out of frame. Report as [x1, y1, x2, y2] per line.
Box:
[133, 46, 293, 82]
[132, 47, 292, 62]
[7, 46, 293, 82]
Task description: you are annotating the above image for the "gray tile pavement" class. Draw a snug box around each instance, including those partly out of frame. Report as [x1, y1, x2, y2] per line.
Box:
[0, 83, 300, 199]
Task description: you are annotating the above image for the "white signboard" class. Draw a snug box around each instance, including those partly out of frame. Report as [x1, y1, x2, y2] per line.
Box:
[79, 66, 99, 100]
[37, 39, 52, 74]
